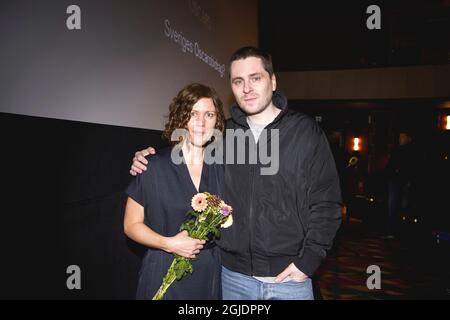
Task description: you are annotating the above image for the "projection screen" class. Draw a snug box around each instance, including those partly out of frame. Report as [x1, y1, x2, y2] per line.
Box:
[0, 0, 258, 129]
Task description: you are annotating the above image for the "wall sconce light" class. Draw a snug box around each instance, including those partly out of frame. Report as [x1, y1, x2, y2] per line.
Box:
[352, 137, 361, 151]
[439, 114, 450, 131]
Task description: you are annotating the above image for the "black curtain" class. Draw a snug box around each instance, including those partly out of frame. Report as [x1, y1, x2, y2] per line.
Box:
[0, 112, 167, 299]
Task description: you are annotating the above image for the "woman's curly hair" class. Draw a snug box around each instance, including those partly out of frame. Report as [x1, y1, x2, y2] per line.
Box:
[162, 83, 226, 144]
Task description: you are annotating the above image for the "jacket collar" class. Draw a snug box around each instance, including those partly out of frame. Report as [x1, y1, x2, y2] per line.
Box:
[230, 90, 289, 128]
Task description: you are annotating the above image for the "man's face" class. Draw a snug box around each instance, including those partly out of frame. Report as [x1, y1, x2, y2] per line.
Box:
[230, 57, 276, 116]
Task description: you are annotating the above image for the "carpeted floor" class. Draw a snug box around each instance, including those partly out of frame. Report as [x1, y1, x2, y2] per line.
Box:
[315, 219, 450, 300]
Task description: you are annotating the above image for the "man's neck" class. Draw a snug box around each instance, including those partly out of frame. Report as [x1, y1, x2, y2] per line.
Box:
[247, 103, 282, 126]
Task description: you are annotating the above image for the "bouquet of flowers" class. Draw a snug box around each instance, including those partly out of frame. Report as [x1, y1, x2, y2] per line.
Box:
[152, 192, 233, 300]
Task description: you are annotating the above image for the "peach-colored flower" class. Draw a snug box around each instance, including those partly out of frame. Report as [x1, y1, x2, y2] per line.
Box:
[191, 193, 208, 212]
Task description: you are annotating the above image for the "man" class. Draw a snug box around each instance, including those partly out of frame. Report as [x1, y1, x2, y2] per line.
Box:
[384, 131, 416, 238]
[130, 47, 342, 300]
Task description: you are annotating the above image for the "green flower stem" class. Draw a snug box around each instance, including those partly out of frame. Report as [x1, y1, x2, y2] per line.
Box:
[191, 207, 211, 238]
[152, 205, 228, 300]
[199, 214, 223, 238]
[152, 258, 179, 300]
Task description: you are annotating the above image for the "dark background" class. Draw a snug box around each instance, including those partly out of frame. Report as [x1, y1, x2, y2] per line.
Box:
[0, 112, 169, 298]
[259, 0, 450, 71]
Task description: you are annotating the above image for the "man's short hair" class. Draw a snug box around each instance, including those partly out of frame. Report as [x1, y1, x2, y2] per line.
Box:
[229, 46, 274, 77]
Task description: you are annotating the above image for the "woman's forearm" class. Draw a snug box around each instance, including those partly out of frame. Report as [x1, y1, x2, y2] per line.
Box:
[124, 197, 173, 252]
[125, 223, 171, 252]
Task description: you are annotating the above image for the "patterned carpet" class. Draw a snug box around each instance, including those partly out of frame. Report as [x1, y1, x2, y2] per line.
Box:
[315, 219, 450, 300]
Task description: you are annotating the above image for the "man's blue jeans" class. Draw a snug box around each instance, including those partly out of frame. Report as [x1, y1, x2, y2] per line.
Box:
[222, 266, 314, 300]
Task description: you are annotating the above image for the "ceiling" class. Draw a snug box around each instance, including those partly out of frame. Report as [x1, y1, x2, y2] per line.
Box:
[259, 0, 450, 71]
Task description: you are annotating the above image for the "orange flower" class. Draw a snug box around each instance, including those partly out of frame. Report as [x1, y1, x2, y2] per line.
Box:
[191, 193, 208, 212]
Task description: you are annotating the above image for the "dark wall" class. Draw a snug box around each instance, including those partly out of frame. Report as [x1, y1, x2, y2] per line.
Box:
[259, 0, 450, 71]
[0, 112, 167, 299]
[290, 99, 450, 231]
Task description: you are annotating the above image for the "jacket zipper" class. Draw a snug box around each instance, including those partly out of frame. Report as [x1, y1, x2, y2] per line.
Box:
[248, 162, 256, 274]
[245, 118, 282, 275]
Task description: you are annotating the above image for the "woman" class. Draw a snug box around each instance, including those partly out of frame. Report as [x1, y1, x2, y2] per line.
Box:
[124, 83, 226, 300]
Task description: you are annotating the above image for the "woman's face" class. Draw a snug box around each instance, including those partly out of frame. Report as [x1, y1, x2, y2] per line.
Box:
[186, 97, 217, 147]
